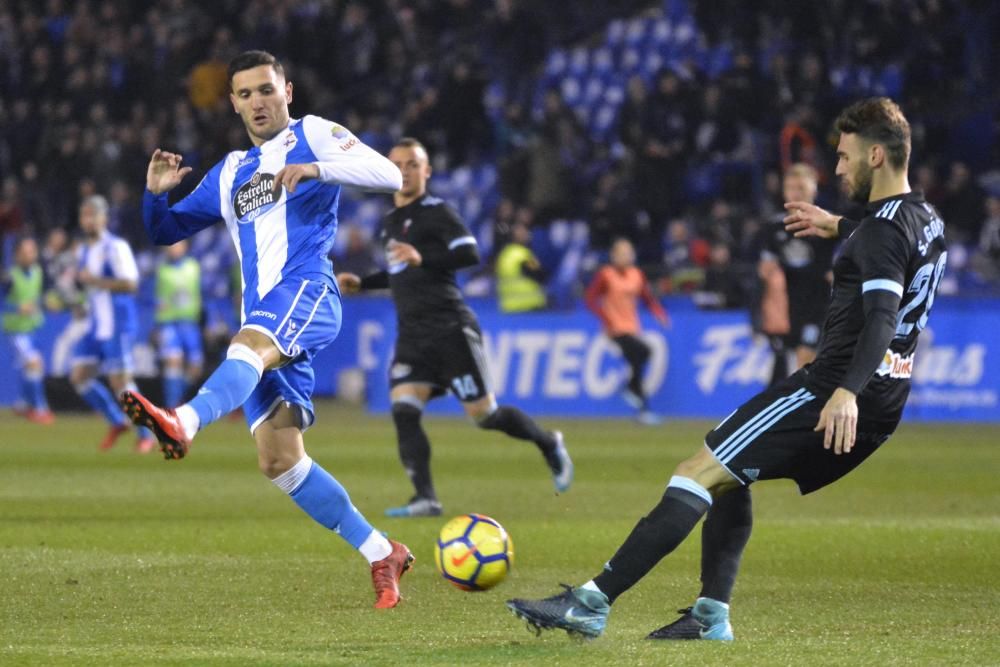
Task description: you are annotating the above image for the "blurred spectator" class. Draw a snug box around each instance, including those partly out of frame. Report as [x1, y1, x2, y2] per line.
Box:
[636, 70, 689, 233]
[335, 226, 380, 278]
[971, 196, 1000, 284]
[496, 221, 546, 313]
[941, 162, 986, 242]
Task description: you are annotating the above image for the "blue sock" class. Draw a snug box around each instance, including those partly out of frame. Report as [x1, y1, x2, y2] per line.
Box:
[25, 371, 48, 411]
[186, 346, 262, 428]
[77, 379, 127, 426]
[19, 372, 32, 406]
[162, 371, 187, 409]
[289, 461, 375, 548]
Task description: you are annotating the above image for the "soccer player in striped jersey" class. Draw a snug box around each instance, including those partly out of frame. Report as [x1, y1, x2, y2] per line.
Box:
[121, 50, 413, 608]
[507, 98, 947, 640]
[337, 138, 573, 518]
[70, 195, 154, 452]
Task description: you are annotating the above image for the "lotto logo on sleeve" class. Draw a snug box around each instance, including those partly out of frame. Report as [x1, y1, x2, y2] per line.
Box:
[875, 350, 914, 379]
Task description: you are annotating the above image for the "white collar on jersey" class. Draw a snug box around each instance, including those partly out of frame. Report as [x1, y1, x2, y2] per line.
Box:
[256, 118, 300, 154]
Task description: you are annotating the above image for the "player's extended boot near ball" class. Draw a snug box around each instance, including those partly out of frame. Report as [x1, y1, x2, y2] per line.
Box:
[645, 598, 734, 641]
[507, 585, 610, 638]
[120, 390, 191, 460]
[371, 539, 414, 609]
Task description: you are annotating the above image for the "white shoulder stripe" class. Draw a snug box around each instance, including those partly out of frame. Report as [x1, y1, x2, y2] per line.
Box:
[448, 235, 477, 250]
[875, 200, 902, 220]
[862, 278, 904, 296]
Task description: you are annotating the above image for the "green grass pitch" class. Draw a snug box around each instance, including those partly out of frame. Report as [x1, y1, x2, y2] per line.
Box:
[1, 404, 997, 666]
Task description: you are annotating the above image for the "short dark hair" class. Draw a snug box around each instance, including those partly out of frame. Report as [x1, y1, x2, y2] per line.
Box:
[834, 97, 911, 170]
[393, 137, 428, 154]
[227, 50, 285, 85]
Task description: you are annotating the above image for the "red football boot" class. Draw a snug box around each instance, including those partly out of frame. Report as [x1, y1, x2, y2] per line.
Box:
[26, 409, 55, 425]
[371, 540, 414, 609]
[120, 390, 191, 460]
[99, 424, 129, 451]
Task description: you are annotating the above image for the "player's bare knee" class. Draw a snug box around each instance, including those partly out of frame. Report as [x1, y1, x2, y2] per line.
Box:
[674, 448, 732, 496]
[467, 396, 498, 426]
[70, 363, 93, 386]
[232, 329, 282, 371]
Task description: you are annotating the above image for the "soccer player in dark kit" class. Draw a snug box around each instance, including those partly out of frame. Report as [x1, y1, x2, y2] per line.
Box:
[338, 138, 573, 518]
[757, 163, 837, 384]
[506, 97, 947, 640]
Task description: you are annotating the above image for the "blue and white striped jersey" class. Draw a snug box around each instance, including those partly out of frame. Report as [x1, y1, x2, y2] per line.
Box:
[142, 116, 401, 321]
[77, 231, 139, 340]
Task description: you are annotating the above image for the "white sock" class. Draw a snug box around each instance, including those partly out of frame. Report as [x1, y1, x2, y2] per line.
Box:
[580, 580, 604, 594]
[175, 404, 200, 441]
[358, 530, 393, 565]
[271, 456, 313, 494]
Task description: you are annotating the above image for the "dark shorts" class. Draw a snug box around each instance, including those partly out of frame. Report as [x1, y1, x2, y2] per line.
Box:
[787, 297, 827, 349]
[705, 370, 896, 494]
[390, 326, 493, 403]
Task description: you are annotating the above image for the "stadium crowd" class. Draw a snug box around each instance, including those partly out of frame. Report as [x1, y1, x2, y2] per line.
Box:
[1, 0, 999, 313]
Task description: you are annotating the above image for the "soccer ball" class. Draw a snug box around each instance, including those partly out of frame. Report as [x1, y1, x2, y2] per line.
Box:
[434, 513, 514, 591]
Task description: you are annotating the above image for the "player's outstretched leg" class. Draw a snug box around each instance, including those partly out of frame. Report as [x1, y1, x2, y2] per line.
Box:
[616, 335, 660, 425]
[22, 364, 54, 424]
[259, 408, 413, 608]
[122, 342, 264, 459]
[72, 367, 130, 449]
[477, 406, 573, 493]
[386, 400, 442, 518]
[508, 450, 732, 638]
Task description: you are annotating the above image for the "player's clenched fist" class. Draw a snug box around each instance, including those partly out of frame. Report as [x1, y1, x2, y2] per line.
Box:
[337, 272, 362, 295]
[147, 149, 193, 195]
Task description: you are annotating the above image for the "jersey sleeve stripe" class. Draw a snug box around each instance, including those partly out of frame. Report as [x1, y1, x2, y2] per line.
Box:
[862, 278, 904, 296]
[448, 236, 477, 250]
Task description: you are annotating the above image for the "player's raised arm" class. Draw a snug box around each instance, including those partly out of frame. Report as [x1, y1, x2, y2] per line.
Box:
[143, 152, 227, 245]
[298, 115, 402, 193]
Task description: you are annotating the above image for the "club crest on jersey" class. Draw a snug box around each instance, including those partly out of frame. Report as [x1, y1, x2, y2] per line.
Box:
[282, 132, 297, 149]
[233, 171, 278, 223]
[403, 218, 412, 234]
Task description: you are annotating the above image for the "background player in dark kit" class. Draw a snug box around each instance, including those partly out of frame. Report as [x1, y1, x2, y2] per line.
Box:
[756, 163, 837, 385]
[338, 138, 573, 518]
[506, 97, 947, 641]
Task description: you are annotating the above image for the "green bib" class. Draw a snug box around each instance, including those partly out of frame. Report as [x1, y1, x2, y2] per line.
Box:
[496, 244, 546, 313]
[3, 265, 43, 333]
[156, 257, 201, 323]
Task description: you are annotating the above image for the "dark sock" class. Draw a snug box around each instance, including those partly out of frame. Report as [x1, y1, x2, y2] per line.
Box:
[627, 369, 647, 407]
[391, 403, 436, 500]
[699, 486, 752, 603]
[593, 479, 711, 604]
[478, 406, 558, 468]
